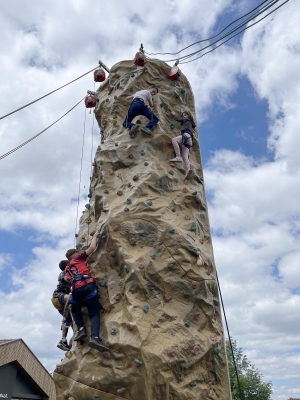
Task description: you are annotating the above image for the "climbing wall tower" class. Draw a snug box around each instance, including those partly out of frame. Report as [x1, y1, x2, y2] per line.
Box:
[53, 59, 232, 400]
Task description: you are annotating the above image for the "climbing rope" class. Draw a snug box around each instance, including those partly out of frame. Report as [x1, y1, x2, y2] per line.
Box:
[87, 111, 95, 246]
[0, 96, 85, 161]
[216, 271, 244, 400]
[0, 66, 98, 121]
[74, 107, 87, 247]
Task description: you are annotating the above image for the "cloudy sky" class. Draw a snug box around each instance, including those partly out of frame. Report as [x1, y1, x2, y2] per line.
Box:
[0, 1, 299, 399]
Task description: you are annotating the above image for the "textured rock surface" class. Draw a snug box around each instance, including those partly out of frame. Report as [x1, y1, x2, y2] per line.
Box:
[53, 59, 231, 400]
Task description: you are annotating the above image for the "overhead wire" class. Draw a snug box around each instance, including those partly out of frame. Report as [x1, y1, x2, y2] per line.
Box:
[0, 66, 98, 121]
[0, 96, 85, 161]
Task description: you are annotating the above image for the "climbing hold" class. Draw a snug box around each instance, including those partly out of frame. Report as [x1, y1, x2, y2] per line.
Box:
[184, 293, 190, 299]
[111, 328, 117, 335]
[126, 198, 132, 203]
[214, 347, 220, 355]
[85, 218, 92, 224]
[101, 140, 104, 144]
[144, 162, 149, 166]
[105, 98, 109, 102]
[160, 103, 164, 107]
[110, 251, 116, 257]
[124, 265, 129, 273]
[192, 191, 197, 195]
[81, 236, 86, 242]
[55, 364, 63, 373]
[134, 359, 143, 367]
[130, 134, 135, 139]
[170, 124, 175, 130]
[104, 189, 109, 194]
[131, 73, 135, 77]
[138, 262, 145, 270]
[140, 150, 145, 155]
[177, 235, 184, 243]
[168, 170, 174, 176]
[168, 263, 174, 270]
[75, 233, 78, 238]
[124, 207, 129, 212]
[193, 312, 200, 321]
[129, 87, 134, 92]
[117, 190, 123, 196]
[181, 89, 186, 94]
[126, 322, 133, 331]
[150, 253, 156, 260]
[206, 270, 211, 276]
[175, 93, 179, 98]
[88, 193, 91, 198]
[92, 396, 101, 400]
[164, 294, 172, 302]
[114, 293, 122, 301]
[143, 305, 149, 313]
[169, 229, 175, 234]
[196, 198, 201, 205]
[114, 95, 117, 100]
[172, 207, 176, 212]
[115, 142, 118, 146]
[167, 349, 176, 357]
[102, 235, 107, 241]
[128, 154, 133, 158]
[125, 228, 130, 233]
[191, 248, 198, 255]
[191, 224, 196, 232]
[189, 381, 197, 387]
[99, 280, 106, 287]
[197, 254, 205, 266]
[183, 188, 188, 193]
[107, 169, 114, 176]
[85, 204, 91, 209]
[199, 238, 204, 244]
[210, 334, 218, 342]
[65, 351, 73, 359]
[185, 320, 191, 328]
[184, 215, 191, 220]
[130, 238, 136, 246]
[117, 387, 126, 394]
[191, 281, 197, 289]
[132, 175, 139, 181]
[114, 226, 120, 232]
[102, 351, 111, 359]
[101, 179, 106, 184]
[147, 200, 152, 206]
[202, 389, 211, 397]
[191, 345, 199, 355]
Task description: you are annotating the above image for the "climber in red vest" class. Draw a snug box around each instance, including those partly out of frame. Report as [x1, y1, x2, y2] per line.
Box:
[123, 84, 159, 137]
[64, 231, 109, 353]
[51, 260, 72, 351]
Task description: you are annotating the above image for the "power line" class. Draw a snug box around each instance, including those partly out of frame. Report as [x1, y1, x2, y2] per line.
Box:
[0, 96, 85, 161]
[0, 66, 98, 121]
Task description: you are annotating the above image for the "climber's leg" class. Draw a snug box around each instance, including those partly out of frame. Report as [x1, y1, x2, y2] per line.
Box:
[71, 288, 87, 341]
[181, 145, 191, 172]
[144, 109, 159, 130]
[123, 101, 142, 130]
[171, 136, 182, 159]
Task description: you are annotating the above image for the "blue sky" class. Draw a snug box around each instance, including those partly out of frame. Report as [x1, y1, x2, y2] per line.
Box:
[0, 1, 299, 399]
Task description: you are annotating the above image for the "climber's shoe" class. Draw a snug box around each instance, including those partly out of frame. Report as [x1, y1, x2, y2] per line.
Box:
[170, 157, 183, 162]
[184, 169, 192, 181]
[88, 337, 109, 352]
[74, 327, 87, 341]
[130, 124, 139, 134]
[141, 127, 153, 136]
[57, 339, 71, 351]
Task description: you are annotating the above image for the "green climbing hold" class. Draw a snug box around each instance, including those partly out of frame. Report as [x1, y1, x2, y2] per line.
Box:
[130, 134, 135, 139]
[191, 224, 196, 232]
[129, 87, 133, 92]
[115, 143, 118, 147]
[92, 395, 101, 400]
[181, 89, 186, 94]
[168, 170, 174, 176]
[169, 229, 175, 234]
[99, 280, 106, 287]
[191, 248, 198, 255]
[147, 200, 152, 206]
[85, 204, 90, 209]
[126, 198, 131, 204]
[184, 292, 190, 299]
[192, 191, 197, 195]
[143, 305, 149, 313]
[172, 207, 176, 212]
[75, 233, 78, 238]
[104, 189, 109, 194]
[88, 193, 91, 198]
[170, 82, 175, 86]
[214, 347, 220, 355]
[189, 381, 197, 387]
[150, 253, 156, 260]
[102, 235, 107, 241]
[170, 124, 175, 130]
[125, 228, 130, 233]
[111, 328, 117, 335]
[185, 320, 191, 328]
[135, 359, 143, 367]
[160, 103, 164, 108]
[124, 265, 129, 273]
[175, 93, 179, 98]
[168, 263, 174, 270]
[140, 150, 145, 155]
[131, 73, 135, 77]
[144, 162, 149, 166]
[127, 183, 132, 188]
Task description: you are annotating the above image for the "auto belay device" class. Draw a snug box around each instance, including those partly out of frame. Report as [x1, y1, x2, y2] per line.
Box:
[168, 60, 181, 81]
[85, 90, 99, 108]
[134, 44, 146, 67]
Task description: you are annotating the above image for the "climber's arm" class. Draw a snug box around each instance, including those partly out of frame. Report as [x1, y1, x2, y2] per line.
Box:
[86, 231, 100, 256]
[126, 95, 134, 101]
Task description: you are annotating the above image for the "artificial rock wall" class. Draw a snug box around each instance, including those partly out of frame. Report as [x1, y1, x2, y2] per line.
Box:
[53, 59, 231, 400]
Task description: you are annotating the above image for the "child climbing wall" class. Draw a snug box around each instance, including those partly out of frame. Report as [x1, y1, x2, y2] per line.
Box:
[53, 59, 231, 400]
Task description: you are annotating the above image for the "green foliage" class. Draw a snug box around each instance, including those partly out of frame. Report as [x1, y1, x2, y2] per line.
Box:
[226, 338, 272, 400]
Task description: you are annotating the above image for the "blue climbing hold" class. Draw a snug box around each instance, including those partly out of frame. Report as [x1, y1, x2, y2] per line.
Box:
[92, 395, 101, 400]
[191, 224, 196, 232]
[143, 305, 149, 313]
[172, 207, 176, 212]
[99, 280, 106, 287]
[75, 233, 78, 238]
[126, 198, 132, 204]
[124, 265, 129, 273]
[88, 193, 91, 198]
[111, 328, 117, 335]
[168, 263, 174, 270]
[150, 253, 156, 260]
[127, 183, 132, 188]
[125, 228, 130, 233]
[85, 204, 90, 209]
[184, 292, 190, 299]
[104, 189, 109, 194]
[169, 229, 175, 234]
[130, 134, 135, 139]
[134, 359, 143, 367]
[147, 200, 152, 206]
[115, 143, 118, 147]
[102, 235, 107, 241]
[140, 150, 145, 156]
[191, 248, 198, 255]
[189, 381, 197, 387]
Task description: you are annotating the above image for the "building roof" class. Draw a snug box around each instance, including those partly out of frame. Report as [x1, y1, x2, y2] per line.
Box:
[0, 338, 55, 400]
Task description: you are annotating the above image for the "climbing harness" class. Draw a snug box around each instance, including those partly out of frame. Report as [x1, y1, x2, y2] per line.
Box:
[182, 130, 194, 149]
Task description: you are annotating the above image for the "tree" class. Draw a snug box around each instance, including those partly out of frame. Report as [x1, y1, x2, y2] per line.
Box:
[226, 338, 272, 400]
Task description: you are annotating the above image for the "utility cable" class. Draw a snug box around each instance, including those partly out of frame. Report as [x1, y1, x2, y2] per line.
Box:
[74, 107, 87, 247]
[216, 271, 244, 400]
[0, 96, 85, 161]
[0, 66, 98, 121]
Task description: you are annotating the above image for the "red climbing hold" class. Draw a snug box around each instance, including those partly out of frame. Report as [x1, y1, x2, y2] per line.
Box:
[114, 293, 122, 301]
[134, 51, 146, 67]
[168, 65, 181, 81]
[197, 254, 205, 266]
[117, 190, 123, 196]
[126, 322, 134, 331]
[85, 95, 98, 108]
[164, 294, 172, 303]
[191, 281, 197, 289]
[193, 312, 200, 321]
[138, 263, 145, 270]
[130, 238, 136, 246]
[191, 345, 199, 355]
[93, 68, 106, 82]
[167, 349, 176, 357]
[110, 251, 116, 257]
[102, 351, 111, 358]
[117, 387, 126, 394]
